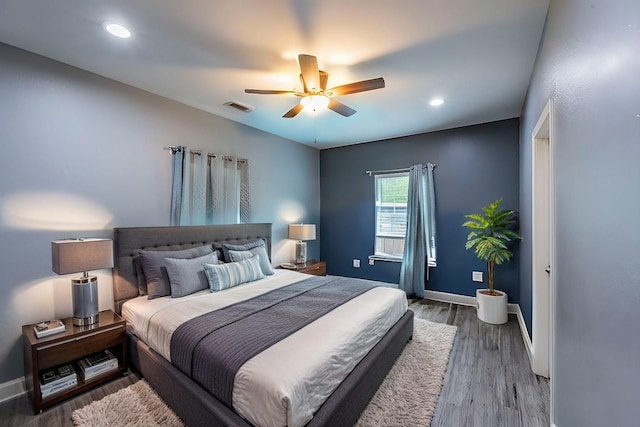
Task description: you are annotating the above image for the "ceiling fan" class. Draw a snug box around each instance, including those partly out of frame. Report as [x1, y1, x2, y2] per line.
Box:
[245, 54, 385, 118]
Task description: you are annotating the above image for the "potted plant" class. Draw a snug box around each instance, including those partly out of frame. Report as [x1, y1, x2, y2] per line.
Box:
[462, 198, 521, 324]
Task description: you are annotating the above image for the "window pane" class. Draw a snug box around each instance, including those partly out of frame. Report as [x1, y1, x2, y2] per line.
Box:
[375, 174, 409, 257]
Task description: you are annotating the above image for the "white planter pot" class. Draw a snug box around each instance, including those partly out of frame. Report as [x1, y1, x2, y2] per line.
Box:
[476, 289, 508, 325]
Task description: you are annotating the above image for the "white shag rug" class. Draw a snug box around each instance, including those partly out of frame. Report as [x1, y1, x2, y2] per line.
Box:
[355, 318, 457, 426]
[72, 318, 457, 427]
[71, 379, 182, 427]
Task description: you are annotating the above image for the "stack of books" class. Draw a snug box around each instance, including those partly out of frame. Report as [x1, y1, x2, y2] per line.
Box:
[78, 350, 119, 380]
[40, 364, 77, 398]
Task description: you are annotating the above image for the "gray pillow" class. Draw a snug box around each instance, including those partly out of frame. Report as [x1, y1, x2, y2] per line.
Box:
[140, 245, 214, 300]
[228, 249, 253, 261]
[132, 256, 147, 296]
[223, 239, 274, 276]
[165, 252, 219, 298]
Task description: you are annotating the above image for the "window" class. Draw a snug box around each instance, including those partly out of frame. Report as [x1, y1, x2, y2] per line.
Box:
[373, 173, 409, 260]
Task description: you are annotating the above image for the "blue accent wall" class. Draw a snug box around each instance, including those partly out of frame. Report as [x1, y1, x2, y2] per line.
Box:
[320, 118, 520, 302]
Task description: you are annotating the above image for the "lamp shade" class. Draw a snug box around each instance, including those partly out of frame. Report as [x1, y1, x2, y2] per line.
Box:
[288, 224, 316, 241]
[51, 238, 114, 275]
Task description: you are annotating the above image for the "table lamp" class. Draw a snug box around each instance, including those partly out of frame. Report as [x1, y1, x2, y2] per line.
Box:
[51, 238, 113, 326]
[288, 224, 316, 266]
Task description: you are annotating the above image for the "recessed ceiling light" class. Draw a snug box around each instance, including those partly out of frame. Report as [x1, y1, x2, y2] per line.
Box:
[430, 98, 444, 107]
[103, 22, 131, 39]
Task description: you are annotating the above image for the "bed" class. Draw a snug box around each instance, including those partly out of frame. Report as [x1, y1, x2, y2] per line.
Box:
[112, 223, 413, 427]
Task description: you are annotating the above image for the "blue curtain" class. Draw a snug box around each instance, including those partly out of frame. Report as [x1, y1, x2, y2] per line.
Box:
[399, 164, 436, 297]
[169, 146, 186, 225]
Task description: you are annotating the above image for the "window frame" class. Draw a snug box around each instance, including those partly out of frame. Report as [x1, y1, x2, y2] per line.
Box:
[370, 172, 409, 262]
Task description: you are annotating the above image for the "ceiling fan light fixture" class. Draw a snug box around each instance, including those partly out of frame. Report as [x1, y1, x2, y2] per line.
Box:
[300, 94, 330, 111]
[103, 22, 132, 39]
[245, 54, 384, 118]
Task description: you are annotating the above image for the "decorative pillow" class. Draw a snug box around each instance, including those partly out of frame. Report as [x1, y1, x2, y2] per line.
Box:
[140, 245, 214, 300]
[165, 252, 219, 298]
[223, 239, 274, 276]
[228, 249, 253, 261]
[132, 256, 147, 296]
[203, 256, 265, 292]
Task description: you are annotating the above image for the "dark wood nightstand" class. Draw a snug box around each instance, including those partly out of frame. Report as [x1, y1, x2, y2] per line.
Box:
[281, 260, 326, 276]
[22, 310, 127, 413]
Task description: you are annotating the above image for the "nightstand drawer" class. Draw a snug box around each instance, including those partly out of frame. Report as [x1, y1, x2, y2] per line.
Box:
[298, 261, 327, 276]
[37, 324, 125, 370]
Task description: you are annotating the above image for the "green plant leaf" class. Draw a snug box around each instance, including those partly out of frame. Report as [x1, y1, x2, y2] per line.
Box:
[461, 198, 521, 277]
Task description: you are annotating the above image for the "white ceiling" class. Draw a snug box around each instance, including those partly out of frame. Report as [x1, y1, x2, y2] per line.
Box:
[0, 0, 549, 149]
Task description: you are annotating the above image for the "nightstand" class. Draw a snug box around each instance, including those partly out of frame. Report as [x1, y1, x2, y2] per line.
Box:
[287, 260, 327, 276]
[22, 310, 127, 413]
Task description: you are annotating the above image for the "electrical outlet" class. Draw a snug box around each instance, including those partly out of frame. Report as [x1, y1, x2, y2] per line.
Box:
[353, 259, 361, 268]
[472, 271, 483, 282]
[368, 258, 375, 266]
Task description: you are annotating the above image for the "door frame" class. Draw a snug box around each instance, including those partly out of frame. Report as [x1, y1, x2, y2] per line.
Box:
[531, 98, 555, 423]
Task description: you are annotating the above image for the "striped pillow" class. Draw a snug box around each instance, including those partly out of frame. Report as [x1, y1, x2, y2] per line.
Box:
[223, 240, 274, 276]
[203, 255, 265, 292]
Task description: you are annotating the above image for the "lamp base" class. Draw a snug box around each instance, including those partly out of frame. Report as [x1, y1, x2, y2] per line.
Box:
[295, 241, 307, 266]
[72, 275, 99, 327]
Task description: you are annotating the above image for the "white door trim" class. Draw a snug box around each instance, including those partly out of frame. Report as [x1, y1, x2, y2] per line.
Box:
[531, 98, 555, 425]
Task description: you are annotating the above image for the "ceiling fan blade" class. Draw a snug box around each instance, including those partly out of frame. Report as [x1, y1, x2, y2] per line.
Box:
[282, 103, 304, 118]
[298, 54, 320, 92]
[328, 77, 385, 96]
[319, 71, 328, 91]
[245, 89, 295, 95]
[299, 74, 308, 93]
[327, 99, 356, 117]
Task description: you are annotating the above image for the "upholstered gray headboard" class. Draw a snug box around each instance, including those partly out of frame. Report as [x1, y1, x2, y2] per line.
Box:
[112, 223, 272, 314]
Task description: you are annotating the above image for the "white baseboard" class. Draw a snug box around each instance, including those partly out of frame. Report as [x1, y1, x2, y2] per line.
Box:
[514, 304, 533, 363]
[424, 290, 477, 307]
[0, 376, 26, 403]
[423, 289, 520, 314]
[423, 289, 532, 359]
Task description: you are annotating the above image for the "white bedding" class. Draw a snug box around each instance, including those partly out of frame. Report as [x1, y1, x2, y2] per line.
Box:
[121, 270, 407, 427]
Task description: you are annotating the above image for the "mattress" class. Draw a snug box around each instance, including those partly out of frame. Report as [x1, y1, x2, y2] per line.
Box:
[121, 270, 407, 427]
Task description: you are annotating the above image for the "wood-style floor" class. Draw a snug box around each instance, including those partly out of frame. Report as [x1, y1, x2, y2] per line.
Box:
[0, 300, 549, 426]
[413, 300, 550, 427]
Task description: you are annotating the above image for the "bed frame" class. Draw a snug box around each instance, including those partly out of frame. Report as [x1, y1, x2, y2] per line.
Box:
[113, 223, 414, 427]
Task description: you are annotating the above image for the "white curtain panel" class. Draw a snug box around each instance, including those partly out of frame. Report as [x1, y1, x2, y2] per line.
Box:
[170, 148, 250, 225]
[180, 151, 207, 225]
[223, 156, 240, 224]
[207, 154, 224, 224]
[238, 159, 250, 223]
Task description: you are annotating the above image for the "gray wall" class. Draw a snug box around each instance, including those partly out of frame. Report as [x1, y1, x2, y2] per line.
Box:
[320, 119, 520, 301]
[0, 43, 320, 385]
[520, 0, 640, 425]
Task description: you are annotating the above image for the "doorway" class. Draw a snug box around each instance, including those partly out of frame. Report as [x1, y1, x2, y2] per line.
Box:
[531, 98, 554, 420]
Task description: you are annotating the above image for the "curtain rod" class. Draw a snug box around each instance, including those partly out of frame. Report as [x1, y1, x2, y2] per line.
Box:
[163, 146, 186, 155]
[365, 163, 436, 176]
[163, 147, 246, 163]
